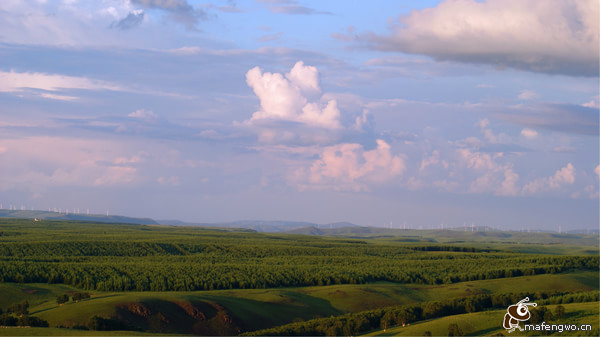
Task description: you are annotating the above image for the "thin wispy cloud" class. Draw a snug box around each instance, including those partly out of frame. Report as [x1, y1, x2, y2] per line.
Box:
[258, 0, 332, 15]
[0, 70, 123, 100]
[497, 103, 599, 136]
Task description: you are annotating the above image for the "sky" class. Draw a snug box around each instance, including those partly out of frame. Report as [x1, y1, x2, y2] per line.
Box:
[0, 0, 598, 230]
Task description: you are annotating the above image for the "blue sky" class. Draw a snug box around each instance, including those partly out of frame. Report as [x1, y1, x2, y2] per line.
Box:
[1, 0, 598, 230]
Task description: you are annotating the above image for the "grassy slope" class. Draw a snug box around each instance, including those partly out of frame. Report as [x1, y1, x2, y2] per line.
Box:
[0, 271, 594, 334]
[0, 328, 180, 336]
[0, 283, 81, 311]
[365, 302, 599, 336]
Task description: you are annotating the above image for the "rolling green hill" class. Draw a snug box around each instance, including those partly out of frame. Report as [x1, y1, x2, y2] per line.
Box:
[0, 218, 597, 335]
[0, 271, 596, 335]
[364, 302, 599, 336]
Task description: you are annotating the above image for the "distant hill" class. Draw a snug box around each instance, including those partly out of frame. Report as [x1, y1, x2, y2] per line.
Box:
[0, 209, 359, 232]
[284, 226, 599, 247]
[285, 225, 392, 236]
[158, 219, 360, 232]
[0, 209, 157, 225]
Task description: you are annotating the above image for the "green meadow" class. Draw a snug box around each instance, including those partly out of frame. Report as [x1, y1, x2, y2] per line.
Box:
[0, 272, 594, 328]
[0, 219, 598, 335]
[365, 302, 599, 336]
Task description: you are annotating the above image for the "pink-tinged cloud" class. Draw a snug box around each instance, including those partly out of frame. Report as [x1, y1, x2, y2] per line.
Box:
[496, 168, 520, 196]
[290, 139, 405, 191]
[359, 0, 599, 76]
[0, 137, 142, 191]
[457, 148, 520, 196]
[474, 118, 505, 144]
[520, 128, 538, 139]
[522, 163, 576, 195]
[419, 150, 448, 173]
[457, 149, 496, 171]
[246, 61, 342, 129]
[93, 166, 138, 186]
[582, 95, 599, 108]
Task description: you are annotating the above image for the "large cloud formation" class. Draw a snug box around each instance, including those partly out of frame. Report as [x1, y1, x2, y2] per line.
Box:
[290, 139, 405, 191]
[246, 61, 342, 129]
[360, 0, 599, 77]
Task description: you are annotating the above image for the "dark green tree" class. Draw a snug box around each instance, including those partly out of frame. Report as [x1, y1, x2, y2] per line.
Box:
[448, 323, 464, 336]
[9, 301, 28, 316]
[17, 315, 49, 327]
[56, 294, 69, 305]
[530, 306, 548, 324]
[380, 311, 395, 330]
[543, 308, 554, 322]
[0, 314, 17, 326]
[554, 305, 565, 320]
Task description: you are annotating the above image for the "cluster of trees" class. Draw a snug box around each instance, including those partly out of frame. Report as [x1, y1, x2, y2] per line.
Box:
[0, 301, 48, 328]
[0, 236, 596, 292]
[57, 292, 91, 304]
[529, 305, 565, 324]
[1, 301, 29, 315]
[538, 290, 598, 305]
[245, 290, 598, 336]
[0, 314, 48, 327]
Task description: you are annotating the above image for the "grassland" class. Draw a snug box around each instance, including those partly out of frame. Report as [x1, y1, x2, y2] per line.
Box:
[365, 302, 599, 336]
[0, 218, 598, 335]
[0, 271, 596, 335]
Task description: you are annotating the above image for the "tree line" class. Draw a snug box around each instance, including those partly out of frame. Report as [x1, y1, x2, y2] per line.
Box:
[0, 249, 595, 291]
[244, 290, 599, 336]
[0, 301, 49, 328]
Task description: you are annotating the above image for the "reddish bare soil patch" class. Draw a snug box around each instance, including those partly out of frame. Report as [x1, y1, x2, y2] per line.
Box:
[175, 301, 206, 320]
[123, 302, 151, 318]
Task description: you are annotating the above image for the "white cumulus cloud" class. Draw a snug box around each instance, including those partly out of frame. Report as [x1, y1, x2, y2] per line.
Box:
[246, 61, 341, 129]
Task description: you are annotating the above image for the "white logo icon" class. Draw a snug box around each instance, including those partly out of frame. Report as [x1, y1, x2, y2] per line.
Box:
[503, 297, 537, 333]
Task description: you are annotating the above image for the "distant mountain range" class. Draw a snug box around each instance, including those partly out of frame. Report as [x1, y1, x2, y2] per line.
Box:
[1, 209, 597, 235]
[0, 209, 157, 225]
[0, 209, 358, 232]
